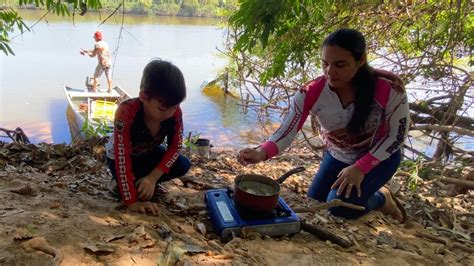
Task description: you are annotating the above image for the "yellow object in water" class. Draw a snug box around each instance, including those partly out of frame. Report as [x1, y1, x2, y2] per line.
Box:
[202, 83, 239, 99]
[91, 100, 117, 120]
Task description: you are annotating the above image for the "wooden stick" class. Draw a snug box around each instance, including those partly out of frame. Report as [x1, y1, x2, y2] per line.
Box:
[293, 199, 365, 213]
[403, 144, 432, 160]
[300, 221, 352, 248]
[438, 177, 474, 189]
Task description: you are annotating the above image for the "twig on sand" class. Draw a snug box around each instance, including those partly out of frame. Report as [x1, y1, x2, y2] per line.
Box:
[293, 199, 365, 213]
[300, 221, 353, 248]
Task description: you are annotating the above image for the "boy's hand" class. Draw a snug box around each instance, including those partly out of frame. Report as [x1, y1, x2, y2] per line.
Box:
[128, 201, 159, 216]
[136, 169, 163, 200]
[136, 175, 157, 200]
[237, 148, 267, 165]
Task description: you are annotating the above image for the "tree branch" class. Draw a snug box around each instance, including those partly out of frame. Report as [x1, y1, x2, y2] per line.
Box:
[411, 125, 474, 137]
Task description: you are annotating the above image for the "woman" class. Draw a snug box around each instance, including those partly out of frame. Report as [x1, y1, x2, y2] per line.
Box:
[238, 28, 409, 222]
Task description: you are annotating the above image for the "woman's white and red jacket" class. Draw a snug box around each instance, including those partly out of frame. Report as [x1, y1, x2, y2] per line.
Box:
[261, 73, 410, 174]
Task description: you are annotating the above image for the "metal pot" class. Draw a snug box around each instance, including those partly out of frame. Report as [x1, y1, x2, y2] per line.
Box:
[234, 166, 305, 213]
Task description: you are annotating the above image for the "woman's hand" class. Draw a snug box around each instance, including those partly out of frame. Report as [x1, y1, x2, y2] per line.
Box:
[237, 148, 267, 165]
[128, 201, 160, 216]
[331, 164, 365, 198]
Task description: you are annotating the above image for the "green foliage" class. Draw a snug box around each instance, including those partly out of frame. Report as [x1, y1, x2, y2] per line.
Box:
[125, 0, 153, 14]
[81, 118, 112, 139]
[0, 8, 29, 55]
[228, 0, 335, 84]
[0, 0, 238, 54]
[399, 159, 422, 191]
[183, 132, 201, 150]
[152, 2, 180, 15]
[0, 0, 102, 55]
[227, 1, 473, 85]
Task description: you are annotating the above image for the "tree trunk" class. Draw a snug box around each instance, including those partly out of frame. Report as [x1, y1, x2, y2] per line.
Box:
[433, 76, 472, 161]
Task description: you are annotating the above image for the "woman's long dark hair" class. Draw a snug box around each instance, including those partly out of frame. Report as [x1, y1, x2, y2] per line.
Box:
[323, 29, 376, 136]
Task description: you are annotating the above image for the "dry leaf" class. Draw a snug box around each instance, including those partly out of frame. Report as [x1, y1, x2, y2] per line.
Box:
[196, 223, 206, 235]
[157, 242, 186, 266]
[10, 185, 36, 196]
[104, 234, 125, 243]
[50, 202, 61, 209]
[83, 243, 115, 254]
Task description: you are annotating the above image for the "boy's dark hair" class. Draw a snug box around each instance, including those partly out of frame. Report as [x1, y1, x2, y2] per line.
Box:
[140, 59, 186, 107]
[323, 28, 376, 136]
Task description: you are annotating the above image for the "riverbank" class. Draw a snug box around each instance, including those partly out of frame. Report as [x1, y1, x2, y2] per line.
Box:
[1, 1, 236, 18]
[0, 139, 472, 265]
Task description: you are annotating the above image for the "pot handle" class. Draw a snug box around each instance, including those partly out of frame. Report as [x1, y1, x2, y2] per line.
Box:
[276, 166, 306, 184]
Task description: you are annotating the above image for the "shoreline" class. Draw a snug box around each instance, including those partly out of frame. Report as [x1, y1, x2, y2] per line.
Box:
[2, 5, 225, 19]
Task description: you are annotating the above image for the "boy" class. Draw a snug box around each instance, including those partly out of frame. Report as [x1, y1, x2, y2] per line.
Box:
[105, 59, 191, 215]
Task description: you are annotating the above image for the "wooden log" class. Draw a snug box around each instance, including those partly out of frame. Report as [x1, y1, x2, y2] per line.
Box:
[300, 221, 352, 248]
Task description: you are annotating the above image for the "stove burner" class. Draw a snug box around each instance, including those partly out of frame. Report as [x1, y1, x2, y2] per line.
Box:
[205, 188, 301, 242]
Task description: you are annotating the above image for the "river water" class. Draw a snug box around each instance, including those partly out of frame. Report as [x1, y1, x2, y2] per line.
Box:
[1, 10, 262, 147]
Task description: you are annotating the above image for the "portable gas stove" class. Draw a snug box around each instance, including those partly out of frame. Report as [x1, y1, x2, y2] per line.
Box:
[205, 188, 301, 242]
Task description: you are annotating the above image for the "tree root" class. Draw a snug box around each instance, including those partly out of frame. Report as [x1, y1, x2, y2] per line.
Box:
[21, 237, 63, 266]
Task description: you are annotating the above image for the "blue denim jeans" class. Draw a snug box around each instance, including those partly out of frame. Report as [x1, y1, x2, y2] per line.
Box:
[307, 150, 401, 219]
[107, 146, 191, 200]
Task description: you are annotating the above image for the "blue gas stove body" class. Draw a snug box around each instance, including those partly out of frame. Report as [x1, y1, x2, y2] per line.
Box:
[205, 188, 301, 242]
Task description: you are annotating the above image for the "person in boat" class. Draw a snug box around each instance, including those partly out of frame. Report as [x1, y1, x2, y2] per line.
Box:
[80, 31, 113, 93]
[105, 59, 191, 215]
[237, 28, 409, 223]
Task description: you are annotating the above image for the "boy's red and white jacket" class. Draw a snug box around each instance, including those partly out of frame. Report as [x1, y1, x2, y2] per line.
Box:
[105, 98, 183, 205]
[261, 74, 409, 174]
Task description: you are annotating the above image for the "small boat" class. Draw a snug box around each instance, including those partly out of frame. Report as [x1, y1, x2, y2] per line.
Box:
[64, 84, 131, 139]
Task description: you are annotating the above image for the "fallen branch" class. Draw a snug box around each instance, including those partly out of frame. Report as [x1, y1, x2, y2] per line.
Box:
[411, 124, 474, 137]
[293, 199, 365, 213]
[0, 127, 30, 144]
[437, 177, 474, 190]
[178, 176, 219, 190]
[415, 231, 474, 253]
[409, 103, 474, 129]
[300, 221, 352, 248]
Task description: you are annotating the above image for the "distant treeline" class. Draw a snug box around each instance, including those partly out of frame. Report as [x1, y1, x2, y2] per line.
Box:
[0, 0, 238, 17]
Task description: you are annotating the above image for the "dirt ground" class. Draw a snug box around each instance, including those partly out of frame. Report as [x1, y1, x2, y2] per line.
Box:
[0, 139, 472, 265]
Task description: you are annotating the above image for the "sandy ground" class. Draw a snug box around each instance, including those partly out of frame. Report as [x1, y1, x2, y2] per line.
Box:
[0, 140, 472, 265]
